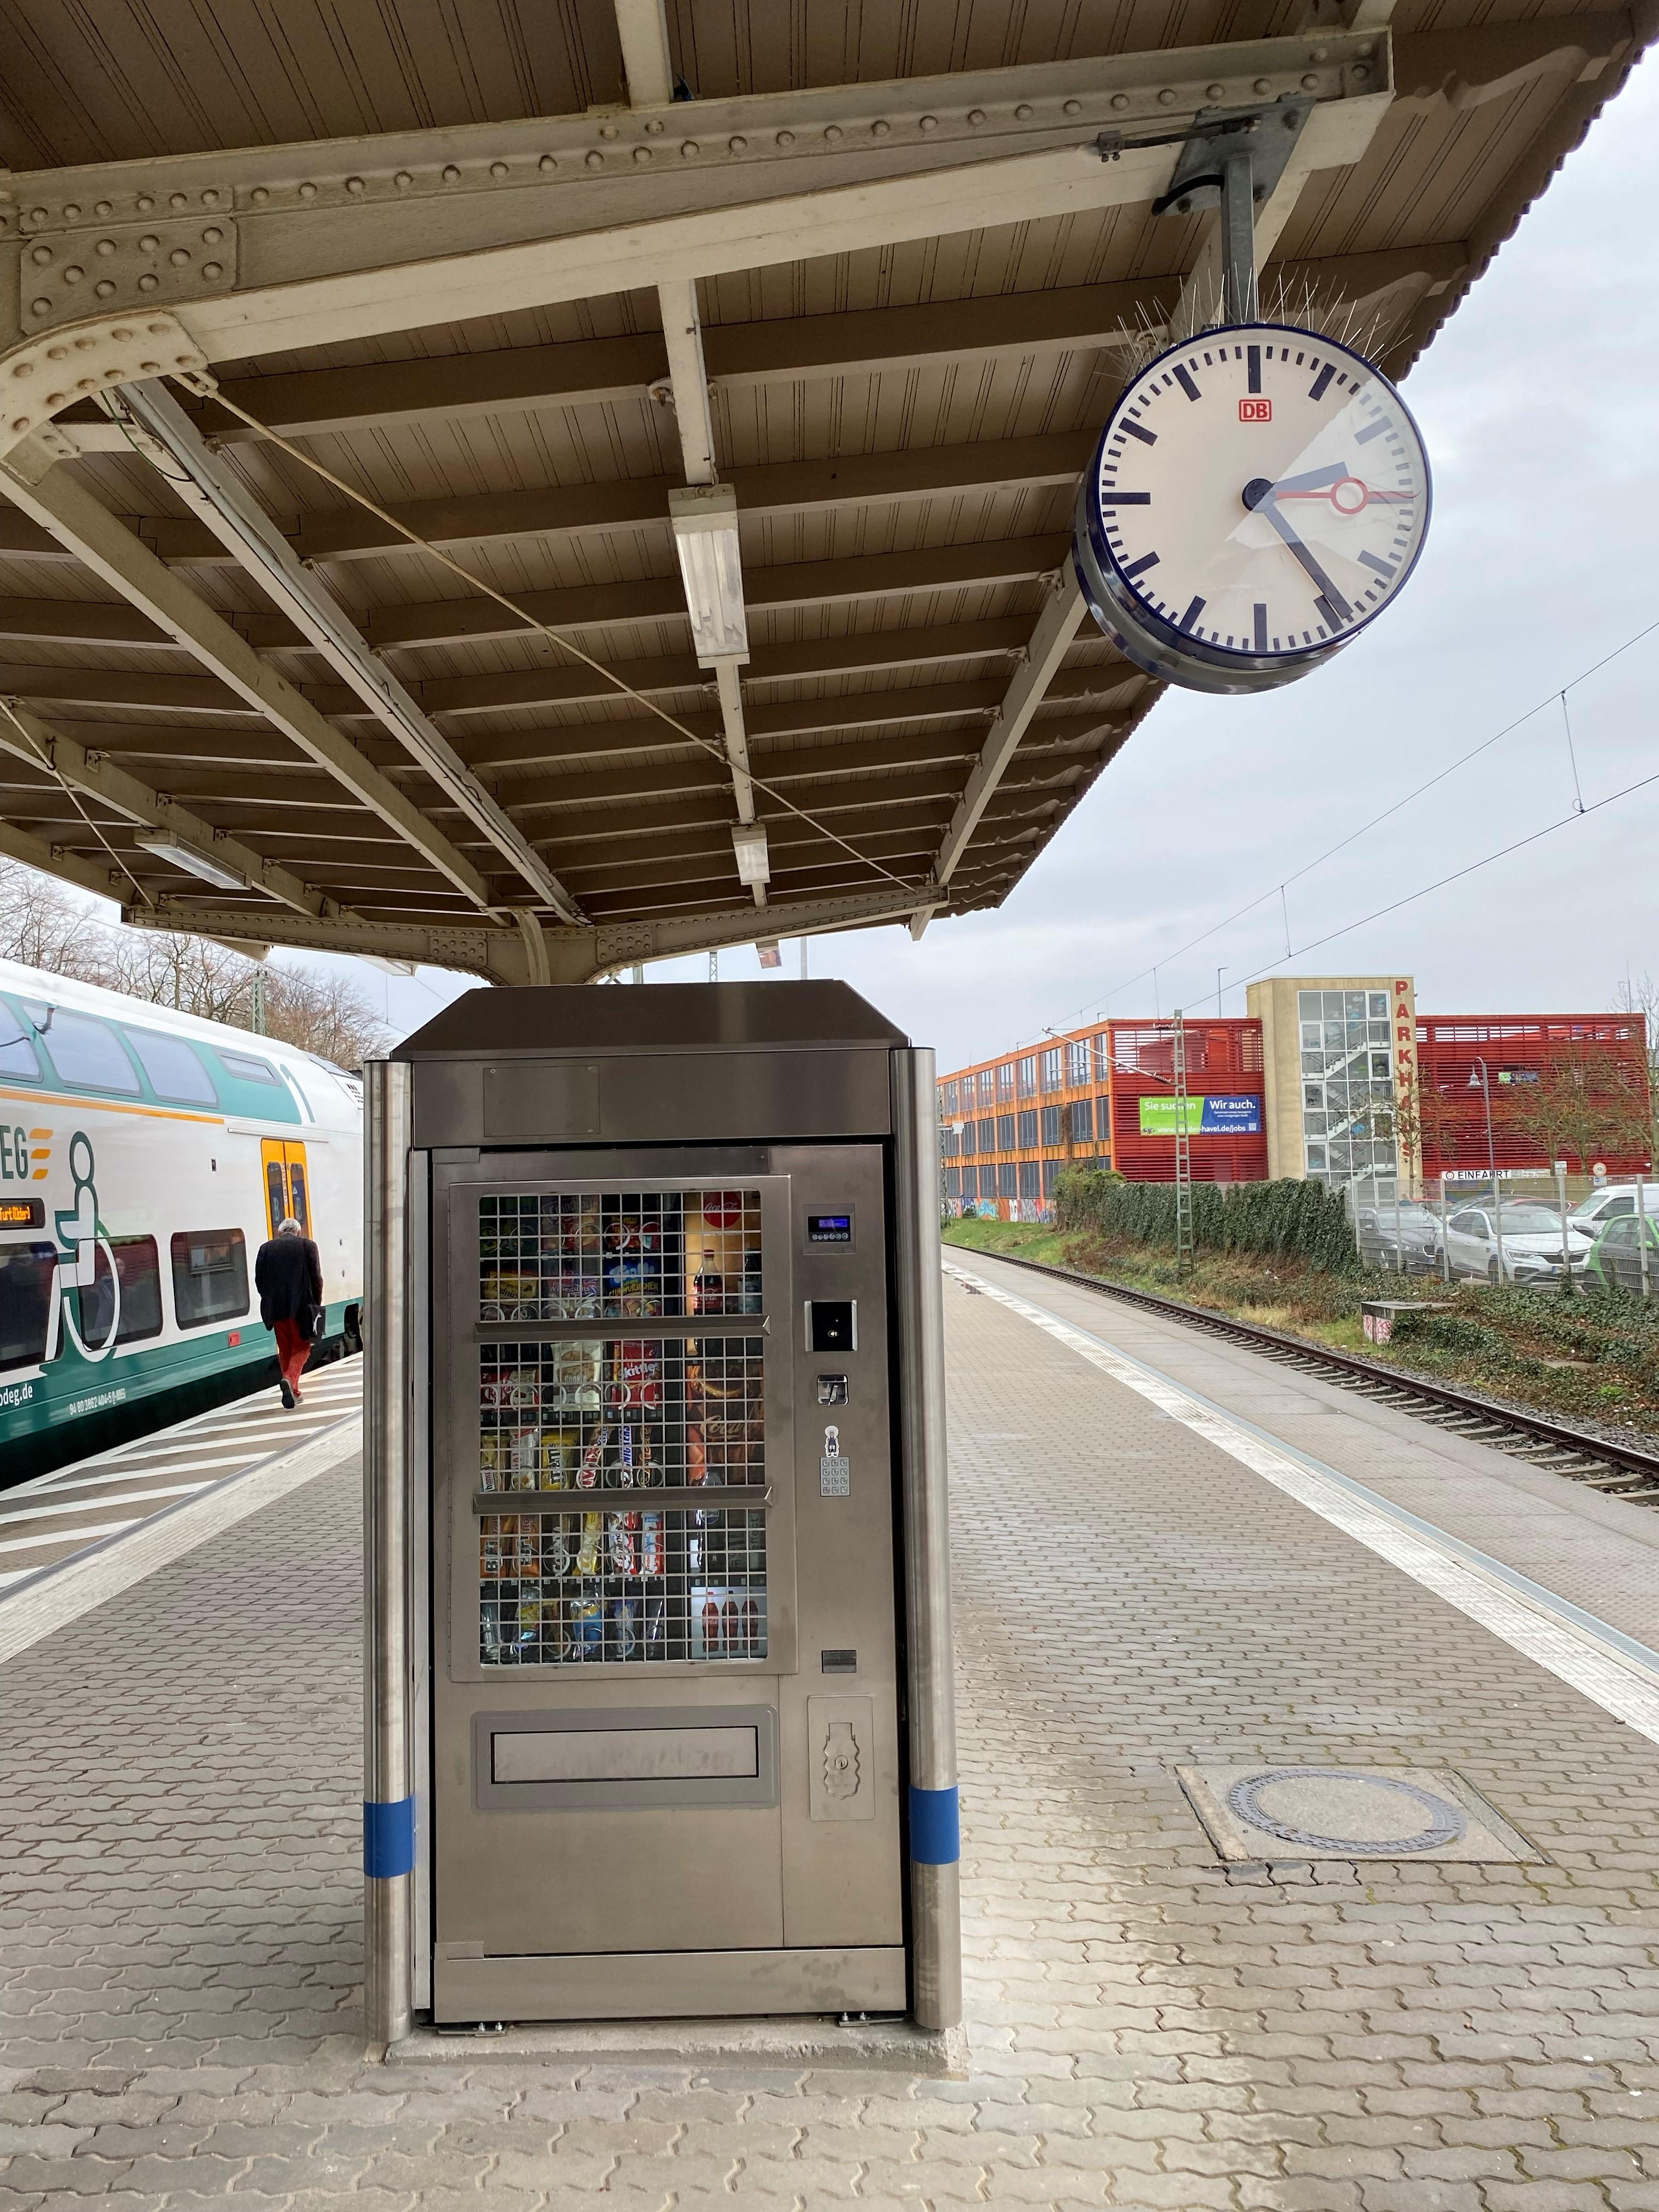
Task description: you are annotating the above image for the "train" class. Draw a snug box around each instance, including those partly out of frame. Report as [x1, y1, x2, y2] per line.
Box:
[0, 955, 364, 1470]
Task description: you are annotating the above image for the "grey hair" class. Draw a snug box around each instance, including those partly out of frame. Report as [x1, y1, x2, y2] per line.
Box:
[276, 1216, 303, 1236]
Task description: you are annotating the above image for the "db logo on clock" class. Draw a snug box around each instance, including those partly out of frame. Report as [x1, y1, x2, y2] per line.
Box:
[1239, 398, 1273, 422]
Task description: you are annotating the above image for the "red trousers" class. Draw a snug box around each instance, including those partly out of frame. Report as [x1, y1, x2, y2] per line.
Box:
[274, 1317, 312, 1395]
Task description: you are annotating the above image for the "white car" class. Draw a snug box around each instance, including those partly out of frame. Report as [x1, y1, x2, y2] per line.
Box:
[1442, 1202, 1595, 1285]
[1567, 1185, 1657, 1237]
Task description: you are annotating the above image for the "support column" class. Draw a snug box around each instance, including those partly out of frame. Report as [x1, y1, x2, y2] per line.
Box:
[363, 1058, 415, 2055]
[890, 1047, 963, 2032]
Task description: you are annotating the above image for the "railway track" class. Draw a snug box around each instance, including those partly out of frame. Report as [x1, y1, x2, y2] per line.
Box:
[950, 1245, 1659, 1510]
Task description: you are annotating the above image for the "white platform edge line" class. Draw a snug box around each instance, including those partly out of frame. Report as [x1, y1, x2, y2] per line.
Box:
[945, 1261, 1659, 1752]
[0, 1413, 363, 1668]
[6, 1365, 362, 1496]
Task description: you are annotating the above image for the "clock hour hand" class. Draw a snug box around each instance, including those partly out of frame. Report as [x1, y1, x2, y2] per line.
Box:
[1270, 462, 1349, 495]
[1244, 480, 1353, 625]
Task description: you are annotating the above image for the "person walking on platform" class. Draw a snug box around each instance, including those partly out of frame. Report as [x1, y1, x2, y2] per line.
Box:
[255, 1216, 324, 1409]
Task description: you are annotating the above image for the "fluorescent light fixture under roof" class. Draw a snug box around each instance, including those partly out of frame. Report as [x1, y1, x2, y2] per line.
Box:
[669, 483, 749, 666]
[731, 823, 771, 887]
[134, 830, 252, 892]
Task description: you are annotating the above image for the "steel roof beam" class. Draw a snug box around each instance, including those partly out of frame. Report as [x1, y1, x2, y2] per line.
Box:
[618, 1, 758, 907]
[164, 244, 1466, 453]
[286, 615, 1042, 724]
[0, 533, 1075, 647]
[2, 34, 1390, 381]
[50, 701, 1125, 811]
[113, 377, 585, 926]
[0, 436, 498, 915]
[366, 535, 1071, 650]
[0, 815, 125, 901]
[0, 698, 331, 916]
[285, 430, 1096, 568]
[117, 879, 947, 985]
[0, 428, 1094, 570]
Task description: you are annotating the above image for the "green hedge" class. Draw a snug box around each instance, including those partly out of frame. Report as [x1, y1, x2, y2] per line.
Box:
[1053, 1167, 1359, 1273]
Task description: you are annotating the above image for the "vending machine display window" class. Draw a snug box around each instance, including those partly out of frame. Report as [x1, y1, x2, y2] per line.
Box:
[478, 1187, 762, 1319]
[473, 1187, 771, 1669]
[478, 1505, 768, 1666]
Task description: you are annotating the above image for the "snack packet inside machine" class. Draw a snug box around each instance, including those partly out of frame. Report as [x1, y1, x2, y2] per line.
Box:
[363, 983, 958, 2036]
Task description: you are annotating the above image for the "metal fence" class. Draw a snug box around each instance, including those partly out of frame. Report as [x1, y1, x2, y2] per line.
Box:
[1344, 1169, 1656, 1299]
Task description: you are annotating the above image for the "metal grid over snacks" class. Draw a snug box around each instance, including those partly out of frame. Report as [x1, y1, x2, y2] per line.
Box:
[473, 1182, 774, 1668]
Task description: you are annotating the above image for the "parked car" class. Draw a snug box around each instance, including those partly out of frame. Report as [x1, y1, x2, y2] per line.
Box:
[1442, 1201, 1595, 1285]
[1582, 1210, 1659, 1296]
[1355, 1201, 1442, 1274]
[1567, 1185, 1655, 1236]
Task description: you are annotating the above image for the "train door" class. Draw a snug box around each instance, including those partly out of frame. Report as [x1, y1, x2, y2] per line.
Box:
[261, 1138, 314, 1238]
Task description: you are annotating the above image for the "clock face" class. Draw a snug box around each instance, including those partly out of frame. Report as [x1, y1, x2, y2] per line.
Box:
[1074, 323, 1432, 695]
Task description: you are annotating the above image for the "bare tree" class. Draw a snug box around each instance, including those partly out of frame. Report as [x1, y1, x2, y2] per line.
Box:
[0, 854, 390, 1068]
[261, 964, 390, 1070]
[1508, 1042, 1654, 1171]
[1612, 972, 1659, 1086]
[97, 929, 259, 1025]
[0, 859, 109, 978]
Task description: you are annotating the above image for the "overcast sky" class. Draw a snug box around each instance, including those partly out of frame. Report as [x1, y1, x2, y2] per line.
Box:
[340, 61, 1659, 1069]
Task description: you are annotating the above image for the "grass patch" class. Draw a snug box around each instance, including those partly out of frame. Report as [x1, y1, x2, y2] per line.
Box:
[941, 1216, 1659, 1436]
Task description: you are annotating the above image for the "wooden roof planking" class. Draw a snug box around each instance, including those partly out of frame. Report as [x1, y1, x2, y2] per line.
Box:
[0, 0, 1645, 984]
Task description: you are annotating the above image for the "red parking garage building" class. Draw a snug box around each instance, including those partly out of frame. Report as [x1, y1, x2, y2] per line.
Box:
[1415, 1015, 1654, 1183]
[940, 980, 1651, 1217]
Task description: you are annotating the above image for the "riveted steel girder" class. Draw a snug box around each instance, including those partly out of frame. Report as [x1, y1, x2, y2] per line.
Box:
[0, 34, 1391, 378]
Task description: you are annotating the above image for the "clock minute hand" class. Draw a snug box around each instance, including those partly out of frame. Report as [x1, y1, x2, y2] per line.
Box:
[1247, 484, 1353, 626]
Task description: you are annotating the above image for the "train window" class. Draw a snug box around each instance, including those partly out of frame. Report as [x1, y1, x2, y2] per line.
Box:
[126, 1030, 217, 1106]
[20, 1004, 140, 1093]
[286, 1162, 311, 1234]
[75, 1236, 163, 1347]
[0, 1242, 60, 1371]
[170, 1228, 249, 1328]
[219, 1051, 280, 1087]
[0, 1006, 41, 1078]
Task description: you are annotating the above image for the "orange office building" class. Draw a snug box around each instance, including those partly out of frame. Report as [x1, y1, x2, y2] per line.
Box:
[940, 979, 1651, 1218]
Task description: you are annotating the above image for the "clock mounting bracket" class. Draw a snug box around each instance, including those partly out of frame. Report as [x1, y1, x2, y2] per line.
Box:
[1098, 96, 1316, 322]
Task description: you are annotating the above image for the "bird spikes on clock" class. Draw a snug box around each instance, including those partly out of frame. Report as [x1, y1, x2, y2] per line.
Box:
[1096, 278, 1396, 385]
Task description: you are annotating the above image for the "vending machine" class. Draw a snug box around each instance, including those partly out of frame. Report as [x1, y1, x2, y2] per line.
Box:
[363, 983, 958, 2037]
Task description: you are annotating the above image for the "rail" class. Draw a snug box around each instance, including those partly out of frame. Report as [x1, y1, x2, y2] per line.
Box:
[947, 1244, 1659, 1506]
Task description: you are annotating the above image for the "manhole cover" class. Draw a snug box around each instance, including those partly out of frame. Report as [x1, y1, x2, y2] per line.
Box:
[1176, 1764, 1539, 1865]
[1228, 1768, 1465, 1853]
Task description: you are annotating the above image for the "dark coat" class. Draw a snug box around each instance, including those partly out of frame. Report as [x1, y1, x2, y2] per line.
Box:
[255, 1233, 324, 1332]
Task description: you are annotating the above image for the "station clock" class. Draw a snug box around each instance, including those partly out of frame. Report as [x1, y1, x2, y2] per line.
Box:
[1073, 324, 1432, 696]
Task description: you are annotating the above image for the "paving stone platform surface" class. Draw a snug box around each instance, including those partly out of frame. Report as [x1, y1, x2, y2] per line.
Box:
[1, 1263, 1655, 2210]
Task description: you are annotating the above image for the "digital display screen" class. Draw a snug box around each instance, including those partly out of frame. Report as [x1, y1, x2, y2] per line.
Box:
[0, 1198, 44, 1228]
[806, 1212, 853, 1245]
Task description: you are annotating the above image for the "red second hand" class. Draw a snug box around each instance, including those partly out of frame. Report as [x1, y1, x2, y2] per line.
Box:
[1275, 477, 1414, 512]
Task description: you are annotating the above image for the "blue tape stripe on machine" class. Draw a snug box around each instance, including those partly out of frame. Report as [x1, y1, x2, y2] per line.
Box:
[364, 1797, 415, 1879]
[909, 1784, 960, 1865]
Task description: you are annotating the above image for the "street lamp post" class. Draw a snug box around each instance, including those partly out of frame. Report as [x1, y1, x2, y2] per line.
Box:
[1469, 1057, 1504, 1285]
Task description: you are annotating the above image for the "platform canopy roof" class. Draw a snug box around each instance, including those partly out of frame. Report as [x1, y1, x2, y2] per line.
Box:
[0, 0, 1645, 985]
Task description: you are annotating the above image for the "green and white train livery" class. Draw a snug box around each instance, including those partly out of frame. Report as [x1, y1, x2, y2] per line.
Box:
[0, 956, 364, 1455]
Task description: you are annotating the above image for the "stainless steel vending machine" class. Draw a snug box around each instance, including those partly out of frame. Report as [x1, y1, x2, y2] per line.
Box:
[363, 983, 958, 2039]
